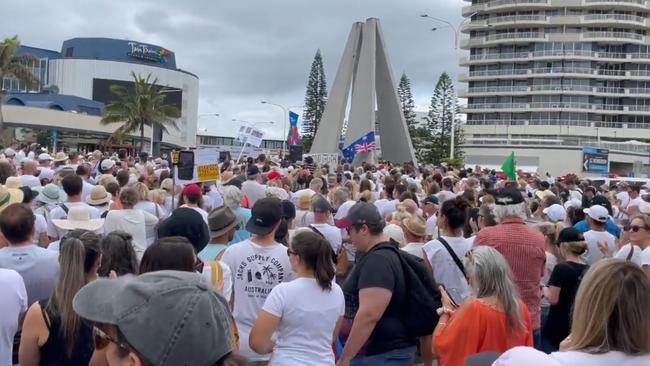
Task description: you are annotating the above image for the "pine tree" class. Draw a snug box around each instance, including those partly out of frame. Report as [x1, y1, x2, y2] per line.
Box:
[397, 73, 417, 131]
[302, 50, 328, 146]
[426, 72, 463, 163]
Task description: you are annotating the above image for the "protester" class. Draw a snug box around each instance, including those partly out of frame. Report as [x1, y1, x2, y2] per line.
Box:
[104, 187, 158, 259]
[179, 183, 208, 224]
[49, 206, 105, 251]
[223, 185, 252, 244]
[220, 197, 294, 362]
[19, 232, 101, 366]
[242, 165, 267, 206]
[18, 160, 40, 188]
[614, 214, 650, 272]
[85, 184, 112, 217]
[336, 202, 417, 365]
[46, 174, 101, 240]
[0, 203, 59, 305]
[573, 196, 621, 238]
[433, 246, 533, 366]
[72, 271, 247, 366]
[541, 228, 589, 353]
[0, 268, 27, 366]
[98, 231, 138, 278]
[474, 188, 546, 347]
[549, 259, 650, 365]
[309, 195, 342, 256]
[400, 214, 427, 259]
[200, 206, 240, 261]
[581, 204, 617, 265]
[423, 197, 474, 304]
[250, 231, 344, 365]
[421, 195, 440, 240]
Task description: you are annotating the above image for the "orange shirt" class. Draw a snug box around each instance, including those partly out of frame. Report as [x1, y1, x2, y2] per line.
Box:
[433, 299, 533, 366]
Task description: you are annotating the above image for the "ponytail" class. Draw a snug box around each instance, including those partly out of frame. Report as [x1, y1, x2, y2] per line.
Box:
[291, 231, 335, 291]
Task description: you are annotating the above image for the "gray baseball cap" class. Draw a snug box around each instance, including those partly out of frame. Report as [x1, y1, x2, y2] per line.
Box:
[73, 270, 232, 366]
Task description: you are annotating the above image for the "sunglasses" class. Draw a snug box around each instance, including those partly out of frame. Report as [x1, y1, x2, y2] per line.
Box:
[628, 225, 648, 233]
[93, 327, 130, 351]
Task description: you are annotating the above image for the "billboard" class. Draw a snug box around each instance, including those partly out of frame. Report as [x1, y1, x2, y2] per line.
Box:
[582, 147, 609, 173]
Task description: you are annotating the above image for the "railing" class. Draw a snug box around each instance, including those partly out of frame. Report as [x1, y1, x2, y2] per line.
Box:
[595, 87, 626, 94]
[463, 138, 650, 153]
[531, 85, 592, 92]
[583, 14, 646, 23]
[485, 32, 545, 41]
[584, 0, 645, 4]
[466, 86, 530, 93]
[466, 103, 529, 109]
[466, 50, 650, 62]
[469, 52, 529, 60]
[530, 102, 593, 109]
[630, 70, 650, 77]
[491, 15, 547, 23]
[582, 31, 644, 41]
[627, 105, 650, 112]
[489, 0, 548, 7]
[469, 69, 529, 77]
[628, 88, 650, 94]
[465, 119, 650, 129]
[465, 103, 650, 113]
[532, 67, 594, 75]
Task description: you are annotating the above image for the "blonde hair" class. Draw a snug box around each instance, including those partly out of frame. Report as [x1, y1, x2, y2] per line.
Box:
[393, 207, 413, 225]
[148, 189, 167, 206]
[398, 199, 418, 215]
[132, 182, 150, 202]
[567, 259, 650, 354]
[358, 190, 375, 203]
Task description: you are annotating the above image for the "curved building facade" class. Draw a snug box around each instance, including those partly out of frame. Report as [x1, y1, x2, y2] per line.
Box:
[2, 38, 199, 151]
[459, 0, 650, 176]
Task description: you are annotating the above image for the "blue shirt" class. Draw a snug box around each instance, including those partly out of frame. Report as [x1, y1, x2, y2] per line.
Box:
[574, 218, 621, 239]
[198, 244, 228, 262]
[230, 207, 252, 244]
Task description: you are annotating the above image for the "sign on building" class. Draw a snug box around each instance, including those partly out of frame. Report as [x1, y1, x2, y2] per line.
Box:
[582, 147, 609, 173]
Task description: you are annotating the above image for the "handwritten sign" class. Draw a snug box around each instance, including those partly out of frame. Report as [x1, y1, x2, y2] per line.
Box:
[197, 164, 220, 181]
[304, 153, 338, 166]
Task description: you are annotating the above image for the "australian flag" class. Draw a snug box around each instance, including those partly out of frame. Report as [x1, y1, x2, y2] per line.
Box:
[341, 131, 375, 161]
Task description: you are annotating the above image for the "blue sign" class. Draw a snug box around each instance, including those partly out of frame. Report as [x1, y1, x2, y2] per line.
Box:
[582, 147, 609, 173]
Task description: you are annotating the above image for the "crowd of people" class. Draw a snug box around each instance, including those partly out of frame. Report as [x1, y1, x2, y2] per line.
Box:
[0, 143, 649, 366]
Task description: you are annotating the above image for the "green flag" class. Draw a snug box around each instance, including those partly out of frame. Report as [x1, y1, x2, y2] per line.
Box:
[501, 152, 516, 181]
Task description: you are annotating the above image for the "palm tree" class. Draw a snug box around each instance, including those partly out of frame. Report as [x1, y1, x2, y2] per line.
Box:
[101, 72, 181, 152]
[0, 35, 40, 130]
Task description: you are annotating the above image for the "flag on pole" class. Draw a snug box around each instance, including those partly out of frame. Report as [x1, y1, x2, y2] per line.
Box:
[501, 152, 517, 181]
[341, 131, 375, 161]
[288, 111, 301, 145]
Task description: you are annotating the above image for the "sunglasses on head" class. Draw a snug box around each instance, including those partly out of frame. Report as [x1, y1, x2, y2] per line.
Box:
[93, 326, 130, 351]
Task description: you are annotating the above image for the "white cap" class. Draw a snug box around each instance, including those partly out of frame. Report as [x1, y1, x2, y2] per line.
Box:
[4, 148, 16, 157]
[583, 205, 609, 223]
[563, 198, 582, 210]
[543, 204, 567, 223]
[38, 153, 52, 161]
[638, 201, 650, 215]
[100, 159, 116, 171]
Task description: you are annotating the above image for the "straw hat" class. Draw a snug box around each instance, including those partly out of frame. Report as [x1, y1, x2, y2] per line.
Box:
[0, 186, 24, 212]
[402, 215, 427, 238]
[5, 177, 22, 189]
[52, 206, 104, 231]
[296, 193, 312, 210]
[86, 185, 112, 206]
[53, 151, 68, 162]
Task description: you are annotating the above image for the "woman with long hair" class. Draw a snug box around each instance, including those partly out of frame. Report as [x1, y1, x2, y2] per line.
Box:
[433, 246, 533, 366]
[250, 231, 344, 365]
[614, 214, 650, 276]
[550, 259, 650, 365]
[541, 228, 589, 353]
[98, 231, 139, 278]
[19, 232, 102, 366]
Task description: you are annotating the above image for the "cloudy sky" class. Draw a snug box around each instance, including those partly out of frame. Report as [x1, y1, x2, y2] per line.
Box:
[2, 0, 465, 139]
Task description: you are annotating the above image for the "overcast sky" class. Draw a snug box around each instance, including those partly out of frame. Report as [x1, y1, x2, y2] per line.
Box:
[2, 0, 465, 139]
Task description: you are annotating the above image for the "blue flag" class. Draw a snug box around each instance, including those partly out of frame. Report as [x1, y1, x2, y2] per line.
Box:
[341, 131, 375, 162]
[288, 111, 301, 145]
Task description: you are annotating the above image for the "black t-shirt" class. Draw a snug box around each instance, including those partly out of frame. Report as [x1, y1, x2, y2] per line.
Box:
[342, 242, 416, 356]
[542, 261, 589, 348]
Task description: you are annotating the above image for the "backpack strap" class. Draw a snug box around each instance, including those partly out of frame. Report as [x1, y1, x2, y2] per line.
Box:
[209, 261, 224, 290]
[438, 237, 467, 279]
[626, 244, 635, 261]
[59, 203, 69, 217]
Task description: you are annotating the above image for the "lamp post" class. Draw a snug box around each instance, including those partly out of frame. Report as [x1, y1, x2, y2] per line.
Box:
[260, 100, 288, 157]
[420, 13, 478, 159]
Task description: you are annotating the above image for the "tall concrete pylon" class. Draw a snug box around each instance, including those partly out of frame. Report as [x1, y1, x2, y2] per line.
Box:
[310, 18, 416, 166]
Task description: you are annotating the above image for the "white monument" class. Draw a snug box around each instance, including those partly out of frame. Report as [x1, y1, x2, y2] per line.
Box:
[310, 18, 416, 166]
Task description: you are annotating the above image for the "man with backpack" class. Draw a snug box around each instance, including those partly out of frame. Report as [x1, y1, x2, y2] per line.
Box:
[198, 205, 238, 301]
[336, 202, 439, 366]
[46, 174, 100, 240]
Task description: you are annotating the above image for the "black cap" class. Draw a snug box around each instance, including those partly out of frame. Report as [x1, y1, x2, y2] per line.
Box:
[247, 165, 260, 177]
[423, 195, 439, 205]
[157, 208, 210, 253]
[556, 227, 584, 245]
[280, 200, 296, 220]
[246, 197, 283, 235]
[20, 186, 39, 204]
[335, 201, 384, 229]
[489, 188, 525, 205]
[540, 181, 550, 189]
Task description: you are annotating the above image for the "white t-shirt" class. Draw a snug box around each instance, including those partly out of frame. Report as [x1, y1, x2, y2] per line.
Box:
[19, 175, 41, 188]
[550, 350, 650, 366]
[220, 239, 294, 361]
[293, 210, 314, 229]
[642, 246, 650, 267]
[241, 180, 268, 206]
[32, 214, 47, 246]
[614, 244, 644, 266]
[627, 196, 644, 209]
[134, 201, 166, 246]
[46, 202, 101, 239]
[263, 277, 344, 366]
[80, 180, 94, 202]
[426, 215, 438, 237]
[401, 242, 425, 259]
[310, 223, 342, 255]
[583, 230, 617, 265]
[374, 199, 398, 221]
[0, 269, 27, 366]
[201, 260, 233, 303]
[423, 236, 474, 303]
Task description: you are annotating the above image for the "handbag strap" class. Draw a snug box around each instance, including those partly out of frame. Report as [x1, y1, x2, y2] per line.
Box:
[626, 244, 635, 261]
[438, 237, 467, 278]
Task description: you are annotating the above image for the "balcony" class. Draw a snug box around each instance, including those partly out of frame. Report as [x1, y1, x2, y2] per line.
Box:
[582, 31, 646, 44]
[485, 32, 547, 44]
[582, 14, 646, 27]
[465, 119, 650, 129]
[583, 0, 648, 10]
[488, 0, 549, 9]
[463, 102, 650, 114]
[462, 50, 650, 64]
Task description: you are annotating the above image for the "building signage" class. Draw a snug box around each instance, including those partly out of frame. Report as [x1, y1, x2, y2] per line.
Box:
[582, 147, 609, 173]
[127, 42, 171, 63]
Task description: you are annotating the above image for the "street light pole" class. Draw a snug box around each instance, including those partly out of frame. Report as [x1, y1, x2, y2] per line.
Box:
[261, 100, 288, 157]
[420, 13, 477, 159]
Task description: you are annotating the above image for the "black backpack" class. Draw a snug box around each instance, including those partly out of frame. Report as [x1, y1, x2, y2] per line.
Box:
[374, 242, 442, 338]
